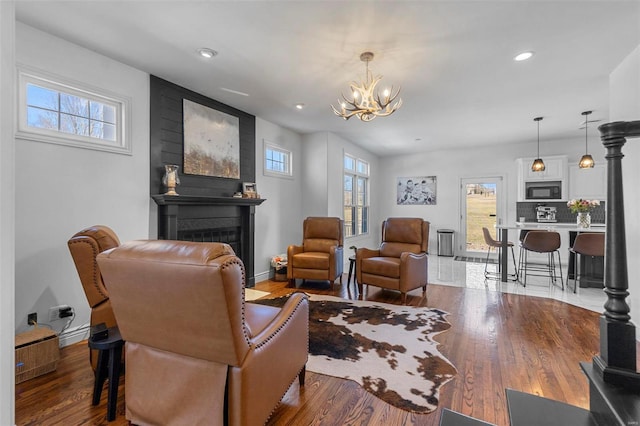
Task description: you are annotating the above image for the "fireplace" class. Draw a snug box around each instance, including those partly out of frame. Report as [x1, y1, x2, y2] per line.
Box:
[152, 195, 265, 287]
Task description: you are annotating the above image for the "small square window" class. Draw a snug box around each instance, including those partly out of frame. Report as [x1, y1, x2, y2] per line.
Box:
[264, 141, 293, 178]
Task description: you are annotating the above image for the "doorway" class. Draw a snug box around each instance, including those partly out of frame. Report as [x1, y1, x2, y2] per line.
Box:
[459, 177, 504, 257]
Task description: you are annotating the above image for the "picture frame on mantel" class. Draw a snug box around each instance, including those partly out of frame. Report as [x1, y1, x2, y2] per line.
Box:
[182, 98, 240, 179]
[242, 182, 258, 198]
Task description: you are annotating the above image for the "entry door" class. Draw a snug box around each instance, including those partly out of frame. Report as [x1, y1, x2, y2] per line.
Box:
[459, 177, 504, 257]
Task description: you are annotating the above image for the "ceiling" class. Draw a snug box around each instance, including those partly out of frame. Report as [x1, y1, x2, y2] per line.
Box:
[14, 1, 640, 157]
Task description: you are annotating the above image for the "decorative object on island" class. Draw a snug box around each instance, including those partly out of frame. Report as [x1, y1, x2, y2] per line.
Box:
[242, 182, 258, 198]
[182, 98, 240, 179]
[397, 176, 436, 205]
[579, 110, 595, 169]
[531, 116, 546, 172]
[270, 254, 288, 281]
[162, 165, 180, 196]
[567, 198, 600, 229]
[331, 51, 402, 122]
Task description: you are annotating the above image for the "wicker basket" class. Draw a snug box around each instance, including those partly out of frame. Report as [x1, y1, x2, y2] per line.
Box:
[274, 267, 287, 282]
[15, 327, 60, 383]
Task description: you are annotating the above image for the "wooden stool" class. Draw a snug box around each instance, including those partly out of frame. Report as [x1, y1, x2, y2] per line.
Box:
[88, 326, 124, 422]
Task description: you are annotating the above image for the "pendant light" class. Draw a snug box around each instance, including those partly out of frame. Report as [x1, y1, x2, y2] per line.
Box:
[531, 117, 545, 172]
[579, 110, 595, 168]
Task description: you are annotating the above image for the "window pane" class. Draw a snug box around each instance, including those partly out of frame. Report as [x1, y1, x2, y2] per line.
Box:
[344, 207, 354, 238]
[60, 93, 89, 117]
[27, 84, 58, 110]
[357, 159, 369, 175]
[344, 155, 355, 171]
[362, 206, 368, 234]
[27, 107, 58, 130]
[344, 175, 354, 205]
[357, 177, 366, 205]
[60, 113, 89, 136]
[90, 121, 116, 141]
[90, 101, 116, 124]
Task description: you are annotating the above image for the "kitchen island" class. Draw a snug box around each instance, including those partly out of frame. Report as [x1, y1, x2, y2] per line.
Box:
[495, 223, 605, 283]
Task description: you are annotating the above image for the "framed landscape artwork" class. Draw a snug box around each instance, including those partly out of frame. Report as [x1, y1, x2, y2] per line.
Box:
[183, 99, 240, 179]
[397, 176, 437, 205]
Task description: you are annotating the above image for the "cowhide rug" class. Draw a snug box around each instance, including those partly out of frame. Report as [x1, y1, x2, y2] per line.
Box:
[250, 294, 457, 414]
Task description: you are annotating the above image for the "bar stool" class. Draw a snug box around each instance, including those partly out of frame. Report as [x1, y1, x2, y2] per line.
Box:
[482, 227, 518, 281]
[568, 232, 605, 293]
[519, 230, 563, 289]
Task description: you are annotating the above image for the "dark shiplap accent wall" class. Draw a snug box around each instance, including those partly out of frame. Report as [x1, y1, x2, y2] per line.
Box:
[149, 75, 256, 196]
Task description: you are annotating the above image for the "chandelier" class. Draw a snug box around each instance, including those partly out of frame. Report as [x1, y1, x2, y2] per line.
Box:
[331, 51, 402, 122]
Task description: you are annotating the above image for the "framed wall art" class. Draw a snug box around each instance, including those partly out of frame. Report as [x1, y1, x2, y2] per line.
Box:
[183, 98, 240, 179]
[397, 176, 437, 205]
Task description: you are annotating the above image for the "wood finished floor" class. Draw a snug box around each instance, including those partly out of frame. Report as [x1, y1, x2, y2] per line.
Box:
[16, 279, 622, 425]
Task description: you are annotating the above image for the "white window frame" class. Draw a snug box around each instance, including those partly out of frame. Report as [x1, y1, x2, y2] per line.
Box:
[16, 65, 131, 155]
[263, 140, 293, 178]
[344, 152, 369, 238]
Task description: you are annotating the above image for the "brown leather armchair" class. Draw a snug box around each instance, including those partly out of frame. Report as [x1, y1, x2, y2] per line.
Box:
[67, 225, 120, 370]
[97, 240, 309, 426]
[287, 216, 344, 287]
[356, 218, 430, 304]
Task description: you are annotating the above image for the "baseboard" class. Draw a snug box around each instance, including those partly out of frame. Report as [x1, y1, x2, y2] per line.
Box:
[254, 270, 271, 284]
[58, 324, 90, 348]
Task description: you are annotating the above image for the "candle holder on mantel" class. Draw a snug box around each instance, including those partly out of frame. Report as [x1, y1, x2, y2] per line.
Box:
[162, 165, 180, 196]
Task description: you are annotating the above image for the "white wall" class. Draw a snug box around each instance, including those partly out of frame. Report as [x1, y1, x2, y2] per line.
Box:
[254, 118, 303, 281]
[609, 44, 640, 329]
[0, 3, 15, 425]
[301, 132, 329, 218]
[14, 24, 150, 345]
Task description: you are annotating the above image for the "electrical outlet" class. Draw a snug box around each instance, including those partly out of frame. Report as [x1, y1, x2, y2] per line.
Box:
[27, 312, 37, 326]
[49, 305, 71, 322]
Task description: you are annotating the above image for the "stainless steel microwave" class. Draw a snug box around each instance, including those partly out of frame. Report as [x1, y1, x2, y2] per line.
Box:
[525, 181, 562, 200]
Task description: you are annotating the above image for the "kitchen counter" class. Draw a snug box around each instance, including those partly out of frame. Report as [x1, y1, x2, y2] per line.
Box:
[513, 222, 606, 232]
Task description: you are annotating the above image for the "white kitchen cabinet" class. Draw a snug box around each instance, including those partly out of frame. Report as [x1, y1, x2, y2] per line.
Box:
[516, 155, 568, 201]
[568, 163, 607, 201]
[519, 155, 567, 181]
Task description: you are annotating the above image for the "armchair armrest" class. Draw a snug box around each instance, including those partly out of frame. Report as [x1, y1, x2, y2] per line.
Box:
[287, 245, 304, 279]
[399, 252, 428, 292]
[355, 247, 380, 283]
[249, 292, 308, 348]
[229, 293, 309, 425]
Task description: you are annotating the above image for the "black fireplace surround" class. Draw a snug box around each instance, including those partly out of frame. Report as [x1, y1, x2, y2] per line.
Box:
[149, 76, 264, 287]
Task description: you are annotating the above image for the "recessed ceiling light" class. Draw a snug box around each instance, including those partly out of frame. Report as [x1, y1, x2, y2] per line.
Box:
[514, 51, 534, 62]
[197, 48, 218, 59]
[295, 103, 305, 110]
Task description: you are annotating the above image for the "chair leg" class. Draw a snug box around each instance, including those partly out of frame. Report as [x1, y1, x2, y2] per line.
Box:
[298, 365, 306, 386]
[510, 246, 519, 281]
[484, 246, 492, 278]
[557, 251, 564, 290]
[567, 253, 581, 293]
[522, 250, 528, 287]
[401, 292, 407, 305]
